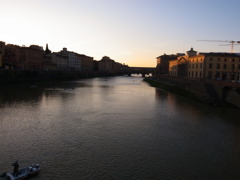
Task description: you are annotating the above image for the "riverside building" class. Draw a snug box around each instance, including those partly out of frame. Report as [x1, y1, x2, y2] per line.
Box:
[168, 48, 240, 81]
[0, 41, 5, 68]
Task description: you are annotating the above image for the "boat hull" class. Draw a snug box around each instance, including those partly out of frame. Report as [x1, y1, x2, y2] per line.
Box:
[5, 164, 40, 180]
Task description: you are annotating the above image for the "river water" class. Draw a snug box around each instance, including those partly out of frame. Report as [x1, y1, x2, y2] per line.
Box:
[0, 76, 240, 180]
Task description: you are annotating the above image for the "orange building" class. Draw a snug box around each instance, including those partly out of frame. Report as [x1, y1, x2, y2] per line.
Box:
[156, 54, 179, 75]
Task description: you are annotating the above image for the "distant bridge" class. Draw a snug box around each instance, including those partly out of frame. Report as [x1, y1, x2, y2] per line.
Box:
[121, 67, 156, 77]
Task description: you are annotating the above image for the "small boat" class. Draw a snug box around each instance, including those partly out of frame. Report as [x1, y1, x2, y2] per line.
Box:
[2, 164, 40, 180]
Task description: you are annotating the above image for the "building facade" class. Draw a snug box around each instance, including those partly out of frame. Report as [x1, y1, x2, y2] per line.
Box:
[60, 48, 81, 71]
[169, 48, 240, 81]
[156, 54, 179, 75]
[78, 54, 94, 73]
[0, 41, 5, 68]
[22, 45, 44, 71]
[43, 54, 56, 71]
[51, 52, 68, 71]
[98, 56, 116, 74]
[0, 41, 126, 75]
[4, 44, 25, 70]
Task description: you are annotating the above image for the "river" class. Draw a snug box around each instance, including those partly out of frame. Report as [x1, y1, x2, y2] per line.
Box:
[0, 76, 240, 180]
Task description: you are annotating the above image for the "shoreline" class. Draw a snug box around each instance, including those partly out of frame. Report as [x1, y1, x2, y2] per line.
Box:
[0, 70, 122, 84]
[144, 77, 239, 108]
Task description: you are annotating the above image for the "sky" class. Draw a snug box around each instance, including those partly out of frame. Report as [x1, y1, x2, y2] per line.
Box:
[0, 0, 240, 67]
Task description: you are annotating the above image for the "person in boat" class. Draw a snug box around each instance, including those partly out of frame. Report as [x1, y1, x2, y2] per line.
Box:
[12, 161, 19, 175]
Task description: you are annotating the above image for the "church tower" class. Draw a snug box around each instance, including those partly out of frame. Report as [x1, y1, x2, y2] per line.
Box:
[45, 43, 51, 55]
[186, 47, 197, 57]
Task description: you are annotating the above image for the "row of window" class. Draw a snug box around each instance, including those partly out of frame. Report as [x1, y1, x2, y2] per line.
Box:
[170, 71, 177, 76]
[208, 71, 240, 80]
[208, 63, 240, 70]
[209, 57, 240, 62]
[189, 58, 203, 63]
[188, 71, 202, 78]
[189, 63, 203, 69]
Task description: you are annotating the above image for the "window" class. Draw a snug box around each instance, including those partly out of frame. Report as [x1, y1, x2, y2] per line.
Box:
[210, 57, 213, 61]
[200, 64, 202, 68]
[196, 64, 198, 68]
[208, 71, 212, 79]
[209, 63, 212, 69]
[200, 71, 202, 78]
[224, 58, 227, 62]
[238, 64, 240, 70]
[232, 64, 235, 70]
[218, 58, 221, 62]
[217, 63, 220, 69]
[223, 64, 227, 69]
[232, 58, 235, 62]
[195, 71, 198, 77]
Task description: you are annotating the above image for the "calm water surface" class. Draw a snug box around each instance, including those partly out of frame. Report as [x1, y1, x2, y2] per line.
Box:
[0, 76, 240, 180]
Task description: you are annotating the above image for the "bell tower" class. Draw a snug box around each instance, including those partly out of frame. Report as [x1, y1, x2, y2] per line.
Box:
[187, 47, 197, 57]
[45, 43, 51, 55]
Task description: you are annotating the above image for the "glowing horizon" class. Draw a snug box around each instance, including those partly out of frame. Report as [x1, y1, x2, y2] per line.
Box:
[1, 0, 240, 67]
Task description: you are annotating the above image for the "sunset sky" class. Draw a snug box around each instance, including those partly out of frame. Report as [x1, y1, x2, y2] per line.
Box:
[0, 0, 239, 67]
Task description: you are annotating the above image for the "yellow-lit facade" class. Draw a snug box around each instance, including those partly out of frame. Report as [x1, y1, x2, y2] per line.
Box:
[169, 51, 240, 81]
[187, 55, 204, 79]
[169, 59, 178, 76]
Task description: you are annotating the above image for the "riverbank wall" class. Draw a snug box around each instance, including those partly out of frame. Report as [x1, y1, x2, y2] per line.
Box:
[144, 76, 240, 108]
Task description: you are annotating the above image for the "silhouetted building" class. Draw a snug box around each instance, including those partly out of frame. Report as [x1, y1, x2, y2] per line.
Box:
[4, 44, 24, 70]
[22, 45, 44, 71]
[98, 56, 120, 74]
[0, 41, 6, 68]
[43, 55, 56, 71]
[114, 62, 123, 73]
[93, 60, 99, 71]
[42, 44, 56, 71]
[78, 54, 94, 73]
[60, 48, 81, 71]
[51, 52, 68, 71]
[0, 40, 127, 75]
[45, 44, 51, 55]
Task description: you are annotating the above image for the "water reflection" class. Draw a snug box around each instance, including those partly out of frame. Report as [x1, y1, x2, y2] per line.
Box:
[0, 85, 42, 107]
[0, 77, 240, 179]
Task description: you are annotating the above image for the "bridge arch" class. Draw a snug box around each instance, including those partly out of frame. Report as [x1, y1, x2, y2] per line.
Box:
[122, 67, 156, 77]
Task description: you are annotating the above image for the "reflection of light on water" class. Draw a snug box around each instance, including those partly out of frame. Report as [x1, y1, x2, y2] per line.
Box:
[129, 73, 152, 77]
[1, 77, 240, 179]
[131, 74, 142, 77]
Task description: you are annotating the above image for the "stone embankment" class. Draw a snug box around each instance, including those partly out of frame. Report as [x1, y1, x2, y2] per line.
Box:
[144, 76, 240, 108]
